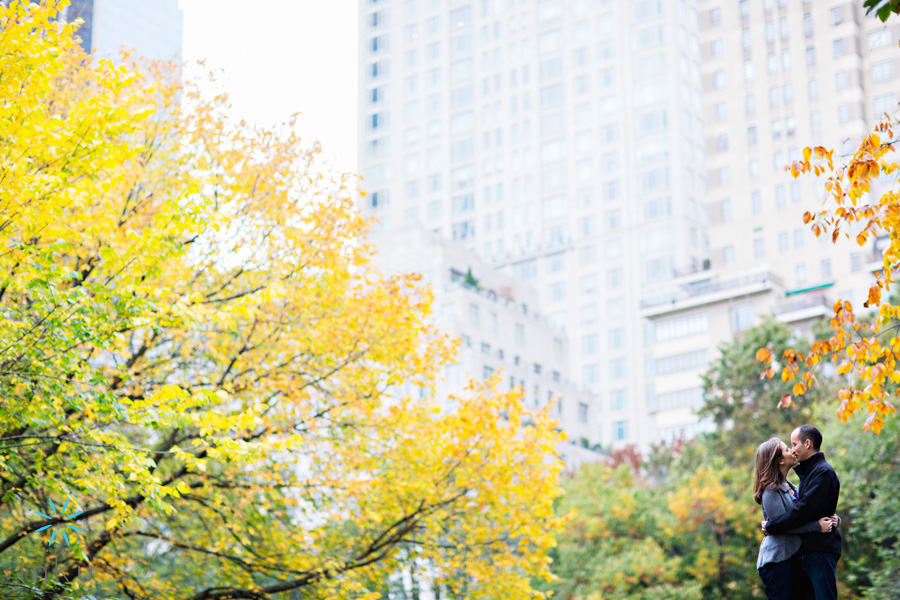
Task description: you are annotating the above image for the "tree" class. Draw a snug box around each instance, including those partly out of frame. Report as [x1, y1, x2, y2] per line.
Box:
[863, 0, 900, 22]
[543, 463, 703, 600]
[756, 119, 900, 433]
[700, 319, 839, 456]
[0, 3, 565, 598]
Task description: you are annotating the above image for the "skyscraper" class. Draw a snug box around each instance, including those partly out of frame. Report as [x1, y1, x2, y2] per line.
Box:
[641, 1, 897, 441]
[357, 0, 708, 448]
[65, 0, 183, 63]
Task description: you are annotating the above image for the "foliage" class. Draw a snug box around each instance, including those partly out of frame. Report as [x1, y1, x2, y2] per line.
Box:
[0, 2, 565, 599]
[755, 112, 900, 433]
[699, 319, 830, 456]
[549, 320, 900, 599]
[863, 0, 900, 22]
[545, 453, 760, 600]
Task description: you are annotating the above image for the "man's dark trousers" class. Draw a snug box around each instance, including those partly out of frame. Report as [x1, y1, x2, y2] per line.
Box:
[804, 551, 839, 600]
[765, 452, 842, 600]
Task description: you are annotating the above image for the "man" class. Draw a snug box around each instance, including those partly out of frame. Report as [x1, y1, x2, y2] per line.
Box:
[762, 425, 842, 600]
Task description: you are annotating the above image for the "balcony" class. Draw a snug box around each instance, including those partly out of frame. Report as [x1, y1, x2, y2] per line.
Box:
[641, 271, 784, 316]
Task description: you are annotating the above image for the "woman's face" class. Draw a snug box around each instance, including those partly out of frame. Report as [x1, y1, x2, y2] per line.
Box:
[779, 441, 797, 468]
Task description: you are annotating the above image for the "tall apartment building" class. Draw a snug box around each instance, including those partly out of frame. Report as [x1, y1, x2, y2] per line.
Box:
[358, 0, 708, 448]
[64, 0, 184, 63]
[642, 1, 897, 440]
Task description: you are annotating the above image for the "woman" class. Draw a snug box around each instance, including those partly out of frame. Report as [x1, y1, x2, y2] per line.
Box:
[753, 438, 836, 599]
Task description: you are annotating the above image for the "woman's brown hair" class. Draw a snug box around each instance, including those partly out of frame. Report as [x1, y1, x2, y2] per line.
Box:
[753, 438, 787, 505]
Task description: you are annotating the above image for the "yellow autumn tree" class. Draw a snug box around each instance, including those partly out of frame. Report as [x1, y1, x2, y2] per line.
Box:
[0, 2, 565, 599]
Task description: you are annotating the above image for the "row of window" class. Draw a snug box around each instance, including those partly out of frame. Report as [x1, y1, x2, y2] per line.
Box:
[708, 2, 847, 29]
[582, 358, 628, 384]
[719, 246, 864, 278]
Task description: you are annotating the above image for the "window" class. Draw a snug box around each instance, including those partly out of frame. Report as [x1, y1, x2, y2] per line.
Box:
[821, 259, 832, 279]
[452, 220, 473, 240]
[811, 111, 821, 133]
[655, 349, 708, 375]
[830, 6, 843, 26]
[747, 126, 758, 146]
[729, 302, 754, 333]
[797, 264, 807, 284]
[868, 28, 893, 50]
[770, 85, 780, 107]
[808, 78, 819, 100]
[577, 402, 589, 424]
[610, 390, 626, 411]
[746, 92, 756, 115]
[614, 420, 628, 441]
[723, 245, 735, 264]
[656, 313, 708, 341]
[549, 282, 566, 303]
[833, 38, 845, 58]
[779, 231, 789, 251]
[784, 82, 794, 103]
[711, 38, 724, 56]
[606, 267, 624, 289]
[713, 70, 725, 89]
[608, 328, 625, 351]
[872, 60, 894, 83]
[851, 252, 862, 272]
[581, 333, 599, 355]
[874, 93, 898, 116]
[835, 70, 849, 91]
[715, 134, 729, 154]
[744, 60, 754, 81]
[449, 5, 472, 29]
[754, 237, 765, 257]
[837, 103, 851, 124]
[709, 7, 721, 26]
[721, 197, 733, 221]
[752, 190, 762, 214]
[609, 358, 626, 380]
[540, 83, 565, 109]
[715, 102, 727, 121]
[655, 387, 703, 411]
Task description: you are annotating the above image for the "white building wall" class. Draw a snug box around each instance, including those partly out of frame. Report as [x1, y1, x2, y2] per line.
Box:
[358, 0, 708, 449]
[92, 0, 183, 63]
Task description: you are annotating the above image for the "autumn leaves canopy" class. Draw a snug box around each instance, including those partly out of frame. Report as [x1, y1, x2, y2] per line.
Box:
[0, 2, 563, 598]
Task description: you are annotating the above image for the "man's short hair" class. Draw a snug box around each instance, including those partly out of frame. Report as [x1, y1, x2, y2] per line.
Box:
[797, 424, 822, 451]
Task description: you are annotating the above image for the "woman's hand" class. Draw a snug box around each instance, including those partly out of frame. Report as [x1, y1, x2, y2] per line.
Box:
[828, 514, 841, 527]
[818, 517, 833, 533]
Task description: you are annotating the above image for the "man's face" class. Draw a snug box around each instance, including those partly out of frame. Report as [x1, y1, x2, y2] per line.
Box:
[790, 429, 812, 461]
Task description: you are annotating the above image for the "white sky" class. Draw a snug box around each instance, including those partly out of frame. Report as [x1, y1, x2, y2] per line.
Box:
[181, 0, 359, 174]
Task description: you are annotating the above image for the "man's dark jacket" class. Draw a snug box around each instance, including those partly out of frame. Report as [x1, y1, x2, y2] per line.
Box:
[765, 452, 842, 555]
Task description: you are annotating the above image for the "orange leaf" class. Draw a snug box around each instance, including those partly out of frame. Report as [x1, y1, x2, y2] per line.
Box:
[778, 394, 792, 409]
[792, 382, 806, 396]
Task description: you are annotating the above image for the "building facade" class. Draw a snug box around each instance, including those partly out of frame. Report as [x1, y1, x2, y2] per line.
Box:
[65, 0, 183, 63]
[374, 224, 602, 454]
[642, 0, 896, 440]
[358, 0, 708, 448]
